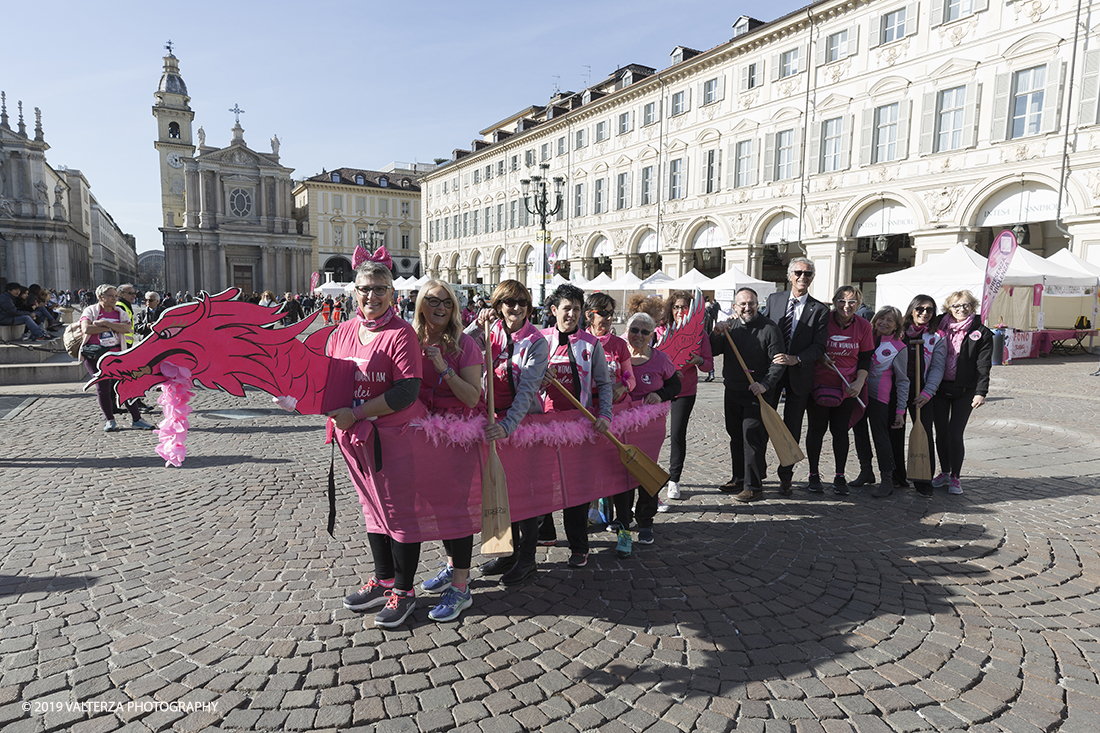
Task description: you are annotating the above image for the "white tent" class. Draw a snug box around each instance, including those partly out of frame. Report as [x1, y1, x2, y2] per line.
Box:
[585, 272, 614, 289]
[603, 272, 644, 290]
[875, 244, 986, 312]
[1049, 248, 1100, 278]
[708, 266, 778, 305]
[392, 276, 417, 290]
[640, 271, 675, 289]
[658, 268, 716, 290]
[316, 281, 351, 297]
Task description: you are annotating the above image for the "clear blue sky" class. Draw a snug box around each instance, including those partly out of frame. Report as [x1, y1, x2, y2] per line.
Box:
[2, 0, 806, 254]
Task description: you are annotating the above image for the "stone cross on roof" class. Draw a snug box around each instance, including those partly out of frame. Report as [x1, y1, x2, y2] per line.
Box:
[229, 104, 245, 124]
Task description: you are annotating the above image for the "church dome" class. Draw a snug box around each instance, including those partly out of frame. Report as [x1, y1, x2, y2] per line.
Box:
[158, 54, 188, 97]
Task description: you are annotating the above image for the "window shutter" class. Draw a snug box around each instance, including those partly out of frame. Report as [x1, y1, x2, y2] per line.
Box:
[919, 91, 937, 155]
[792, 127, 804, 178]
[847, 25, 860, 57]
[816, 38, 827, 67]
[758, 60, 765, 85]
[963, 81, 981, 148]
[1040, 61, 1066, 134]
[748, 139, 759, 186]
[905, 2, 919, 36]
[717, 74, 726, 101]
[1080, 50, 1100, 127]
[990, 71, 1011, 143]
[581, 183, 587, 217]
[700, 151, 709, 192]
[685, 87, 692, 111]
[715, 149, 722, 191]
[807, 121, 822, 175]
[770, 54, 780, 81]
[897, 100, 912, 160]
[726, 142, 737, 188]
[840, 115, 853, 170]
[698, 81, 706, 105]
[930, 0, 945, 28]
[626, 172, 633, 208]
[682, 157, 690, 197]
[741, 65, 750, 91]
[859, 108, 875, 166]
[628, 110, 634, 130]
[868, 16, 883, 49]
[763, 133, 776, 183]
[799, 45, 809, 74]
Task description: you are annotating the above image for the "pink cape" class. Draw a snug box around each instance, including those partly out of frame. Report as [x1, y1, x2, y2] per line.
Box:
[333, 401, 669, 543]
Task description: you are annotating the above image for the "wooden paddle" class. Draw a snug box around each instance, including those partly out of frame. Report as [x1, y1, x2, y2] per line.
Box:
[723, 330, 805, 467]
[480, 323, 513, 557]
[547, 376, 670, 497]
[907, 351, 933, 481]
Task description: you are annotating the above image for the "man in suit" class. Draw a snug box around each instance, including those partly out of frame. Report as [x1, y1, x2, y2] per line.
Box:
[764, 257, 829, 495]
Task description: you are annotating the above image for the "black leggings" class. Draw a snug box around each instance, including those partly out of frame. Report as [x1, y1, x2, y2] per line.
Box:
[441, 536, 473, 570]
[85, 359, 140, 422]
[852, 399, 895, 477]
[612, 486, 659, 530]
[668, 394, 697, 482]
[367, 532, 421, 592]
[933, 384, 976, 478]
[806, 397, 857, 476]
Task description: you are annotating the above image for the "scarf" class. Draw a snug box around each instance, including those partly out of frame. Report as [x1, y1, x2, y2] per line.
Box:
[940, 313, 974, 381]
[357, 305, 396, 332]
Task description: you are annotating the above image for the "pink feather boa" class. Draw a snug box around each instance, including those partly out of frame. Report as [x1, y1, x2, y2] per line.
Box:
[155, 361, 194, 468]
[413, 401, 670, 450]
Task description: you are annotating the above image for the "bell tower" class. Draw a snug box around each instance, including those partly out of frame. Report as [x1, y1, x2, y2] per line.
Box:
[152, 42, 195, 228]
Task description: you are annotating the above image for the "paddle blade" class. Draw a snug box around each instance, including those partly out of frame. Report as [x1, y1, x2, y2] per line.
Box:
[760, 397, 804, 467]
[619, 443, 670, 497]
[481, 444, 513, 557]
[907, 418, 933, 482]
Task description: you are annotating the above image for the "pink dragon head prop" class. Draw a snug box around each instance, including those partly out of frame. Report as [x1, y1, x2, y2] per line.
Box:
[655, 288, 706, 369]
[90, 289, 338, 415]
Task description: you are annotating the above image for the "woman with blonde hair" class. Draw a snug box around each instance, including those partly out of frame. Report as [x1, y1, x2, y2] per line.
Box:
[850, 306, 909, 498]
[413, 278, 485, 622]
[931, 289, 992, 495]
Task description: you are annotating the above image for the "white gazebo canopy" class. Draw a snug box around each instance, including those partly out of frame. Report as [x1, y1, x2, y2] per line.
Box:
[660, 268, 716, 290]
[640, 271, 675, 289]
[585, 272, 614, 289]
[1048, 248, 1100, 278]
[708, 266, 778, 302]
[604, 272, 645, 290]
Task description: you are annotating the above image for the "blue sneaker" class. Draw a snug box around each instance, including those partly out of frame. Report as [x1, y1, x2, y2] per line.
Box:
[637, 528, 654, 545]
[420, 563, 453, 594]
[616, 527, 632, 559]
[428, 586, 472, 622]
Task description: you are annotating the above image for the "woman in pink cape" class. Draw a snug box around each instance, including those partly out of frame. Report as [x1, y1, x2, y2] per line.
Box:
[413, 279, 485, 623]
[330, 261, 428, 629]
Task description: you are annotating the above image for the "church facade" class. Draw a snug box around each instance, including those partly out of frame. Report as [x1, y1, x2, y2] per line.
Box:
[154, 51, 312, 296]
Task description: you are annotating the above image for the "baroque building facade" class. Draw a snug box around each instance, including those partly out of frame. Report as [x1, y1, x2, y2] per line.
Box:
[153, 51, 312, 296]
[0, 94, 136, 291]
[292, 163, 430, 283]
[421, 0, 1100, 304]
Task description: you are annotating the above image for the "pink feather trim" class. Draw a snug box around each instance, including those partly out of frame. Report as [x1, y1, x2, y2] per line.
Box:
[155, 360, 194, 468]
[412, 402, 669, 449]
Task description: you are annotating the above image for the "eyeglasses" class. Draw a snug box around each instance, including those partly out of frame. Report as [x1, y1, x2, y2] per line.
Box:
[948, 303, 974, 311]
[424, 296, 454, 309]
[792, 270, 814, 278]
[835, 300, 860, 307]
[145, 298, 159, 302]
[501, 298, 529, 308]
[354, 285, 391, 297]
[913, 306, 935, 314]
[628, 327, 653, 336]
[588, 309, 613, 319]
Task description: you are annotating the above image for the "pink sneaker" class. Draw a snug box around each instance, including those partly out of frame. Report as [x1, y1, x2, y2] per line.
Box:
[948, 476, 962, 495]
[931, 472, 949, 488]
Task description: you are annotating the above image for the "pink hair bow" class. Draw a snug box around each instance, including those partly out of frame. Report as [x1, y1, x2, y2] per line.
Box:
[352, 244, 393, 270]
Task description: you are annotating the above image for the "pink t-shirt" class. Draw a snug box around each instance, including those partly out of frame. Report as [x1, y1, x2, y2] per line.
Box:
[419, 332, 484, 415]
[814, 315, 874, 389]
[326, 316, 422, 406]
[592, 331, 635, 394]
[630, 349, 677, 400]
[79, 305, 129, 351]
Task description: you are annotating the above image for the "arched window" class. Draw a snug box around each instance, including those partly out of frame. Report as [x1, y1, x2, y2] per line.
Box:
[168, 122, 180, 139]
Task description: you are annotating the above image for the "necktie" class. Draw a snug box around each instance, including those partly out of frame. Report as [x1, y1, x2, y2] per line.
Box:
[779, 297, 796, 349]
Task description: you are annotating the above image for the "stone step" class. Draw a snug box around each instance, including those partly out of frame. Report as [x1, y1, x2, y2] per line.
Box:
[0, 341, 65, 364]
[0, 352, 85, 386]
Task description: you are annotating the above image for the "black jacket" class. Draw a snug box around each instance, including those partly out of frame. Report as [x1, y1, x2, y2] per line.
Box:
[942, 321, 993, 397]
[763, 291, 829, 396]
[710, 314, 786, 392]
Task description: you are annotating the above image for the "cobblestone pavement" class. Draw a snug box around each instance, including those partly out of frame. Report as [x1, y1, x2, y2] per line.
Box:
[1, 353, 1099, 733]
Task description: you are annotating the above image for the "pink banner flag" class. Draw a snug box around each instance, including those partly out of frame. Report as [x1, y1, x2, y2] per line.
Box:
[981, 230, 1018, 323]
[309, 271, 320, 291]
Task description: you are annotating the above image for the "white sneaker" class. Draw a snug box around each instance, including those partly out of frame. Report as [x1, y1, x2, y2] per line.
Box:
[103, 420, 119, 433]
[666, 481, 681, 500]
[656, 499, 670, 513]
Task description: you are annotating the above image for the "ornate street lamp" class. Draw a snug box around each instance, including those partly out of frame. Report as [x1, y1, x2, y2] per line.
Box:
[521, 163, 564, 308]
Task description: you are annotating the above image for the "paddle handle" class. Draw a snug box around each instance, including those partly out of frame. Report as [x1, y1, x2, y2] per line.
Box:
[484, 323, 495, 428]
[547, 376, 626, 451]
[723, 329, 771, 409]
[827, 361, 867, 409]
[912, 347, 921, 423]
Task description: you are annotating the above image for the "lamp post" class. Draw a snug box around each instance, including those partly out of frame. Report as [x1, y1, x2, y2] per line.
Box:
[521, 163, 564, 309]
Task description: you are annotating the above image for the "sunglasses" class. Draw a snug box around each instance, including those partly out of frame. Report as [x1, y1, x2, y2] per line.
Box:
[913, 306, 935, 314]
[424, 296, 454, 309]
[792, 270, 814, 278]
[629, 327, 653, 336]
[501, 298, 529, 308]
[354, 285, 391, 297]
[588, 309, 613, 319]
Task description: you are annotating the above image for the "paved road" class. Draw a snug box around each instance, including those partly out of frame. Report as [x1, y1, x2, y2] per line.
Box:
[1, 352, 1099, 733]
